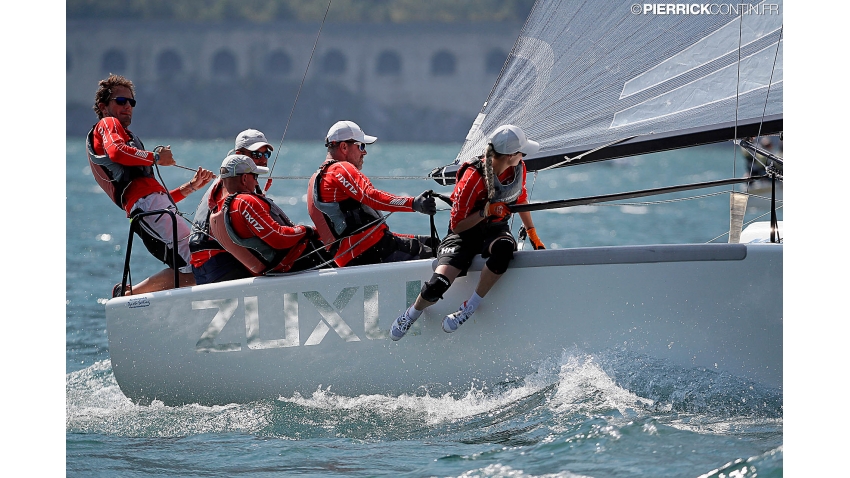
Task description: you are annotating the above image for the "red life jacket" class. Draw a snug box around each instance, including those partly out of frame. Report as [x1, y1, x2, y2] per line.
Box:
[455, 158, 524, 227]
[307, 159, 383, 250]
[85, 126, 155, 210]
[209, 193, 307, 275]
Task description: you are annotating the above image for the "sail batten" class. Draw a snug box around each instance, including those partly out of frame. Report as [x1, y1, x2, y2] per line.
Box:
[439, 0, 783, 182]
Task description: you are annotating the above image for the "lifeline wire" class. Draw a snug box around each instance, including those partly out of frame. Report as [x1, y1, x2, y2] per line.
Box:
[706, 204, 784, 243]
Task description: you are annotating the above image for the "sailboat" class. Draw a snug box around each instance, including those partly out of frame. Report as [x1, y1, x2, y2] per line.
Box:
[104, 0, 783, 406]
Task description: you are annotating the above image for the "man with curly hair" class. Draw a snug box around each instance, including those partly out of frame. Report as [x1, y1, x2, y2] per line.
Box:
[86, 74, 214, 296]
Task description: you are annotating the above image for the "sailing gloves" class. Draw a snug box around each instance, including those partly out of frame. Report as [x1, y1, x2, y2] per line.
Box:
[519, 226, 546, 250]
[527, 227, 545, 250]
[413, 191, 437, 215]
[302, 225, 319, 241]
[483, 201, 510, 221]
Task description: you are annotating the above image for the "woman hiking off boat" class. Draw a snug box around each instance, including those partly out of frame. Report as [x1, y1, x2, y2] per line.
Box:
[390, 124, 545, 340]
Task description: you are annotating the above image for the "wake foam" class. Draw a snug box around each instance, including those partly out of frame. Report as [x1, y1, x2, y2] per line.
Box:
[66, 348, 781, 439]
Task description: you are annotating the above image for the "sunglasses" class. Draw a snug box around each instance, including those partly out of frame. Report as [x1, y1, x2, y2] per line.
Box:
[249, 150, 272, 160]
[111, 97, 136, 107]
[345, 140, 366, 152]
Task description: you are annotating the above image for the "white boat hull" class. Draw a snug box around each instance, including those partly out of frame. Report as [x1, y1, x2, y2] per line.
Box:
[106, 242, 782, 405]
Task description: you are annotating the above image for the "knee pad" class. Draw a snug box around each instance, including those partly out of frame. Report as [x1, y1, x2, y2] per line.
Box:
[485, 237, 515, 274]
[420, 273, 451, 302]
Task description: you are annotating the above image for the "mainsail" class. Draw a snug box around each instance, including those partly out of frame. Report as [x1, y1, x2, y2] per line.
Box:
[432, 0, 783, 183]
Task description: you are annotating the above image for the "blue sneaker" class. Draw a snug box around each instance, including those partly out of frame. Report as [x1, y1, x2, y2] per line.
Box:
[442, 302, 474, 333]
[390, 310, 417, 341]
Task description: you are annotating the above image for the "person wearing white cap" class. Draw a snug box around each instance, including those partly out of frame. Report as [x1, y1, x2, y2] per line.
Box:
[189, 129, 275, 285]
[208, 155, 330, 276]
[391, 124, 545, 341]
[87, 74, 215, 297]
[307, 120, 438, 267]
[234, 129, 275, 191]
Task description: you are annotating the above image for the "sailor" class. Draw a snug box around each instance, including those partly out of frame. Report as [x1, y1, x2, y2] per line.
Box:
[390, 124, 545, 340]
[189, 129, 275, 285]
[87, 74, 215, 296]
[307, 120, 438, 267]
[209, 154, 330, 275]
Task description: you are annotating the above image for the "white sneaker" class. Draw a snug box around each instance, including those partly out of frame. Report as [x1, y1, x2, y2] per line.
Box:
[442, 301, 474, 333]
[390, 310, 417, 341]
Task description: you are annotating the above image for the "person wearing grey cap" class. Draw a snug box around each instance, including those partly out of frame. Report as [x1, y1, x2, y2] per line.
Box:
[189, 129, 275, 285]
[233, 128, 276, 192]
[391, 124, 545, 341]
[86, 74, 215, 296]
[209, 155, 330, 275]
[307, 120, 438, 268]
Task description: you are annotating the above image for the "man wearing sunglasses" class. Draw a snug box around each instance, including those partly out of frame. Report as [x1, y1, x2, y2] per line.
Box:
[86, 74, 215, 296]
[209, 155, 330, 275]
[307, 120, 437, 268]
[189, 129, 275, 285]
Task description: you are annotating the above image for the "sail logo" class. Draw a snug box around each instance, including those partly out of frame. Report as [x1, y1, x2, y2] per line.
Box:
[191, 282, 421, 353]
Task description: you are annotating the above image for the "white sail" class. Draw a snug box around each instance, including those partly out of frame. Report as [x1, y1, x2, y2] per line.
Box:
[448, 0, 783, 174]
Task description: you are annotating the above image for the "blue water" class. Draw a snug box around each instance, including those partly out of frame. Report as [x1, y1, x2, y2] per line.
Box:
[66, 138, 782, 477]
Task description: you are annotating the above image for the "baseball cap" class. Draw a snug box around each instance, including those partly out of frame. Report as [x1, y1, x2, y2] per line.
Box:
[219, 154, 270, 178]
[488, 124, 540, 156]
[235, 129, 273, 151]
[325, 120, 377, 145]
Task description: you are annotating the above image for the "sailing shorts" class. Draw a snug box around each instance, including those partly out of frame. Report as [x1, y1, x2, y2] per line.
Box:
[436, 222, 514, 276]
[191, 252, 253, 285]
[130, 192, 193, 273]
[346, 231, 437, 267]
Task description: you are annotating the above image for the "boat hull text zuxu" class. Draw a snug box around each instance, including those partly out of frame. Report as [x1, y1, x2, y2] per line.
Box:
[106, 241, 782, 405]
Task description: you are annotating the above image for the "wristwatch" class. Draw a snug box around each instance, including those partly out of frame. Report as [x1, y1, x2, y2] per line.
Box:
[153, 152, 160, 163]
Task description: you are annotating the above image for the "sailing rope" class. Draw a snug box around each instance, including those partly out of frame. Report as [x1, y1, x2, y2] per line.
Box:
[266, 0, 333, 191]
[146, 156, 195, 242]
[734, 19, 783, 187]
[260, 175, 435, 180]
[272, 212, 393, 273]
[539, 135, 638, 171]
[748, 25, 784, 178]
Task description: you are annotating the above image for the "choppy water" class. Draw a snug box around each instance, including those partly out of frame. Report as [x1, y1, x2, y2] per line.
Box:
[66, 137, 782, 477]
